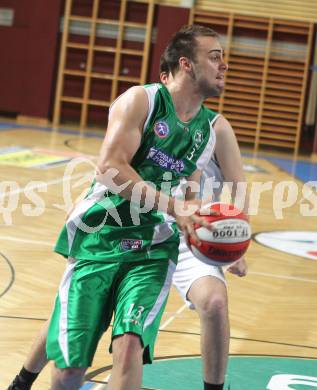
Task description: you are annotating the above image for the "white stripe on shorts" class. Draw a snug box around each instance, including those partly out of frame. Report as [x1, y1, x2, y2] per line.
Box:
[58, 257, 76, 366]
[143, 259, 176, 331]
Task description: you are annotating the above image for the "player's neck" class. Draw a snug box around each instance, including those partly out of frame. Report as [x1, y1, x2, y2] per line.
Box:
[166, 81, 203, 123]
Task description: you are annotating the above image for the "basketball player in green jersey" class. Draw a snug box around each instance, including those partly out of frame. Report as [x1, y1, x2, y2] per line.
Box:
[6, 26, 249, 390]
[7, 134, 247, 390]
[6, 25, 228, 390]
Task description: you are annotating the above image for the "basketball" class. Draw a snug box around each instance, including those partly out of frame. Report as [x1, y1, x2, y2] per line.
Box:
[187, 202, 251, 266]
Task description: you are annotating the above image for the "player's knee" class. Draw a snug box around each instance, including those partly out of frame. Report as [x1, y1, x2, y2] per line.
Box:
[54, 367, 85, 384]
[113, 333, 143, 368]
[198, 292, 228, 319]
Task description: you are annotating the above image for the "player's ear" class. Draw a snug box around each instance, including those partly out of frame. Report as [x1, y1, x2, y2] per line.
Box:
[179, 57, 192, 72]
[160, 72, 168, 84]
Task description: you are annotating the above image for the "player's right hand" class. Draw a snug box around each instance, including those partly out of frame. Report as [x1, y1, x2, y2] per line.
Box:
[174, 199, 218, 246]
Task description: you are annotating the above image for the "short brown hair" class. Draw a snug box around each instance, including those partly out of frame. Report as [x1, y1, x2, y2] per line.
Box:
[160, 25, 219, 75]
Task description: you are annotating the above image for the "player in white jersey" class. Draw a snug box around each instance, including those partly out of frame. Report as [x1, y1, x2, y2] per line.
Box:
[159, 67, 248, 390]
[172, 158, 248, 390]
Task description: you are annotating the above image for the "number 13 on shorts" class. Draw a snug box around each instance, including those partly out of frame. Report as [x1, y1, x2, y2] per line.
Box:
[126, 303, 145, 319]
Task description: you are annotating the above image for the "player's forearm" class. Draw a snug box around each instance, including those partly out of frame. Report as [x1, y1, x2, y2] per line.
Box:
[96, 161, 176, 217]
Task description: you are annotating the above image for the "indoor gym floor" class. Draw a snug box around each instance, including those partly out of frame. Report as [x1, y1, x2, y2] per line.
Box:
[0, 121, 316, 390]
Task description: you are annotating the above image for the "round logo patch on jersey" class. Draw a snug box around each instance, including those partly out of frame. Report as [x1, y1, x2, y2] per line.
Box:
[194, 129, 204, 146]
[154, 121, 170, 138]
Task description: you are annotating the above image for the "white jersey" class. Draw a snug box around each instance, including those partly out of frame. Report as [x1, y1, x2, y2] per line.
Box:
[173, 154, 227, 309]
[200, 154, 224, 202]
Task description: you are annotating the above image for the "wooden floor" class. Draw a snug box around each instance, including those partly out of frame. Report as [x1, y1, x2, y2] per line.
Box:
[0, 123, 317, 389]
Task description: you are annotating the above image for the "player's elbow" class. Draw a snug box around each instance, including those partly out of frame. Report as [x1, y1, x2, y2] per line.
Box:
[97, 161, 111, 175]
[97, 157, 122, 175]
[96, 158, 128, 187]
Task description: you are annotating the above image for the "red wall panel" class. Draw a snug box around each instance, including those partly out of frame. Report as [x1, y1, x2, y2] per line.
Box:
[0, 0, 63, 118]
[148, 5, 190, 83]
[0, 26, 27, 112]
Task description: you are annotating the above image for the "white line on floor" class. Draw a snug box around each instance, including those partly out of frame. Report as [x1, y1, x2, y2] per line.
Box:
[159, 303, 188, 330]
[1, 234, 317, 287]
[248, 270, 317, 284]
[0, 236, 53, 246]
[0, 171, 94, 200]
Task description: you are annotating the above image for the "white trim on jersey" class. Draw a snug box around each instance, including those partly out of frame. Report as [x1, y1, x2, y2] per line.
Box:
[108, 83, 161, 123]
[151, 219, 175, 246]
[210, 113, 221, 127]
[108, 83, 161, 134]
[143, 83, 161, 132]
[195, 115, 218, 171]
[65, 182, 109, 252]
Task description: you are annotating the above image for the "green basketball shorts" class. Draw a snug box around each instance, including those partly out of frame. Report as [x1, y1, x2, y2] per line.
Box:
[46, 257, 176, 368]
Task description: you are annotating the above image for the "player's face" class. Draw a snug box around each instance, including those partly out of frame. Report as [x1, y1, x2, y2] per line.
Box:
[190, 36, 228, 98]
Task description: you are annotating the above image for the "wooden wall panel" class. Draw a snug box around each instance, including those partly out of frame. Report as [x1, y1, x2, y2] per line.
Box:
[191, 9, 314, 154]
[54, 0, 155, 127]
[196, 0, 317, 23]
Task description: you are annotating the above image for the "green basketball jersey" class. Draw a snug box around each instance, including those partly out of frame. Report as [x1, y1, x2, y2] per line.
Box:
[55, 83, 218, 263]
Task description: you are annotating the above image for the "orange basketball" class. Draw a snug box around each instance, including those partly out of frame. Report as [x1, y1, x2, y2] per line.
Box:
[187, 202, 251, 266]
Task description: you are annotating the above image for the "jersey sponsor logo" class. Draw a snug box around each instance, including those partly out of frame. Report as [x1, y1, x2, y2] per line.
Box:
[254, 231, 317, 260]
[146, 147, 185, 173]
[154, 121, 170, 138]
[186, 129, 204, 161]
[121, 239, 143, 251]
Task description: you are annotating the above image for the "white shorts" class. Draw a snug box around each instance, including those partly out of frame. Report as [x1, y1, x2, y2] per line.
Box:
[172, 237, 226, 310]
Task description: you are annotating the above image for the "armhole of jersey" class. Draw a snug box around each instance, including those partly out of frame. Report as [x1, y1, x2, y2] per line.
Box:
[210, 113, 221, 127]
[196, 115, 218, 171]
[209, 113, 221, 165]
[107, 85, 158, 133]
[142, 84, 160, 133]
[108, 89, 131, 120]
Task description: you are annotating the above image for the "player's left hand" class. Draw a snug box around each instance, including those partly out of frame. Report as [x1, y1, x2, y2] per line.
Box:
[227, 256, 248, 277]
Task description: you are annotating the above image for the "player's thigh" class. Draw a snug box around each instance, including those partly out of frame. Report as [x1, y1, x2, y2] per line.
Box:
[47, 259, 119, 367]
[188, 273, 228, 311]
[112, 258, 176, 363]
[174, 244, 226, 309]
